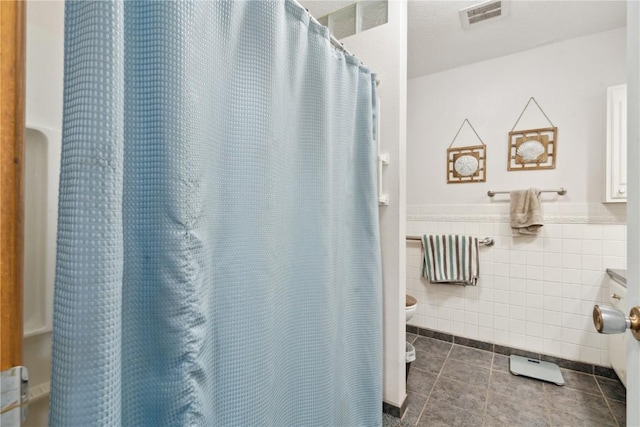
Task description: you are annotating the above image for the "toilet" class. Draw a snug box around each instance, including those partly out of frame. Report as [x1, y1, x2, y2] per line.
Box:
[405, 295, 418, 380]
[406, 294, 417, 322]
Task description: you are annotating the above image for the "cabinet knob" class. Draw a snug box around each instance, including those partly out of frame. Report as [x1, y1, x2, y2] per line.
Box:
[618, 187, 626, 194]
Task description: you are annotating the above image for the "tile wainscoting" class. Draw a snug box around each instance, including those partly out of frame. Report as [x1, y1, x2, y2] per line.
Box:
[406, 203, 626, 367]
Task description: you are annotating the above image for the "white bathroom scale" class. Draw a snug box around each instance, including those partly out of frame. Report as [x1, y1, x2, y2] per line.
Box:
[509, 355, 564, 386]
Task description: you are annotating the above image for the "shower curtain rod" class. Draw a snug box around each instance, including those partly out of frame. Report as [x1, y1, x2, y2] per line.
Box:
[292, 0, 380, 86]
[300, 3, 355, 58]
[326, 28, 352, 57]
[302, 8, 380, 86]
[300, 1, 380, 86]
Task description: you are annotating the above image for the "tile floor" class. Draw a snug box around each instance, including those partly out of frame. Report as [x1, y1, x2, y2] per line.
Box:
[383, 333, 627, 427]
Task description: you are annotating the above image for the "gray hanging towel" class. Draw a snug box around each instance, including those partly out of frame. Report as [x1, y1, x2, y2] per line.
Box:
[510, 188, 543, 236]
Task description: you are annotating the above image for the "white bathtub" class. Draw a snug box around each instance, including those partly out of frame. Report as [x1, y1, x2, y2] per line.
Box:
[24, 125, 60, 337]
[23, 124, 61, 427]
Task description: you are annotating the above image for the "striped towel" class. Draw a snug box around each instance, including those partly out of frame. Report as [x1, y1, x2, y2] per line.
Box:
[421, 235, 479, 286]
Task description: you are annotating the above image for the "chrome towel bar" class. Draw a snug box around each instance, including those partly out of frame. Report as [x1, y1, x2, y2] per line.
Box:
[487, 188, 567, 197]
[406, 236, 494, 247]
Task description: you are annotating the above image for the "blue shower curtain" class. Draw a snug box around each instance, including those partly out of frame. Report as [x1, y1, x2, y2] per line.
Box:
[50, 1, 381, 426]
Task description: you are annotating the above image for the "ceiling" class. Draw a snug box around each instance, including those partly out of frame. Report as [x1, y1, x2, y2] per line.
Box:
[302, 0, 627, 79]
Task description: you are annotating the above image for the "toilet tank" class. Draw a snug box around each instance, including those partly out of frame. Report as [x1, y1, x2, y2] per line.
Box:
[608, 278, 627, 387]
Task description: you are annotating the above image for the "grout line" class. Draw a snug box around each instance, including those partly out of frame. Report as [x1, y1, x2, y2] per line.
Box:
[407, 337, 620, 427]
[595, 377, 621, 427]
[481, 352, 495, 427]
[412, 342, 454, 426]
[542, 383, 553, 426]
[557, 371, 606, 397]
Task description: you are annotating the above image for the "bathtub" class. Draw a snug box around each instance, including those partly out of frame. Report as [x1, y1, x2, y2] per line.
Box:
[23, 124, 61, 427]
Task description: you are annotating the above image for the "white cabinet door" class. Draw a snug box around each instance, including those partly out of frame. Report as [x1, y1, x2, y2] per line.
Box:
[605, 84, 627, 202]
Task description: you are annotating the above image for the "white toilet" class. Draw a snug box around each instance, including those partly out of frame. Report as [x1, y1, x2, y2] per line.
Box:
[406, 295, 417, 322]
[405, 295, 418, 381]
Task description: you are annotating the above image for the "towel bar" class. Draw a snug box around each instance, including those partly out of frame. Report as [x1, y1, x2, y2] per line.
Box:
[487, 188, 567, 197]
[406, 235, 494, 246]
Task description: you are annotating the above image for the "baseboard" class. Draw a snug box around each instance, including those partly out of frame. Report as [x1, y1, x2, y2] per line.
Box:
[407, 325, 620, 381]
[382, 395, 408, 419]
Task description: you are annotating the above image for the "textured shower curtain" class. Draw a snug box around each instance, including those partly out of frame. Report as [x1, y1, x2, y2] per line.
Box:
[50, 1, 381, 426]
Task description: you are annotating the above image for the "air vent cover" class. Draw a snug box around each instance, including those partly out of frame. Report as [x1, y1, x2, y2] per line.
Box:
[459, 0, 509, 28]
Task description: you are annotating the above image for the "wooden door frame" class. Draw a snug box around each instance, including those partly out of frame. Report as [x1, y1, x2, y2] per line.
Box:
[1, 0, 26, 371]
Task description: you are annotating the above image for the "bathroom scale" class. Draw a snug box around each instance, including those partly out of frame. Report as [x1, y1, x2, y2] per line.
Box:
[509, 355, 564, 386]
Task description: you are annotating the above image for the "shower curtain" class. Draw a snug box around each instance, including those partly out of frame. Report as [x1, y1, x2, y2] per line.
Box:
[50, 1, 381, 426]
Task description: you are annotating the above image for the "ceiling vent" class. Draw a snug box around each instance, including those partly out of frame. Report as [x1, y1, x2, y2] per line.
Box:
[459, 1, 509, 28]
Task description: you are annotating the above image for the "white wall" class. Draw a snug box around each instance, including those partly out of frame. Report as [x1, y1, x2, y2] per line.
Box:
[408, 28, 626, 206]
[340, 0, 408, 409]
[23, 2, 65, 426]
[405, 28, 628, 367]
[25, 0, 64, 130]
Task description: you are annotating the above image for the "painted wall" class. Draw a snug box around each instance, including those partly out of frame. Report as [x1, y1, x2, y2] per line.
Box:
[339, 0, 408, 409]
[23, 1, 65, 426]
[408, 28, 626, 206]
[406, 28, 628, 367]
[25, 0, 64, 130]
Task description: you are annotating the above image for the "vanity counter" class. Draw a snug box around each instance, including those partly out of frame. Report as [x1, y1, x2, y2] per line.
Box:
[606, 268, 626, 287]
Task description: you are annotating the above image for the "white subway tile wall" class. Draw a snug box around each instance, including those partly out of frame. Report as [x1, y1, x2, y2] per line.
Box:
[406, 206, 626, 367]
